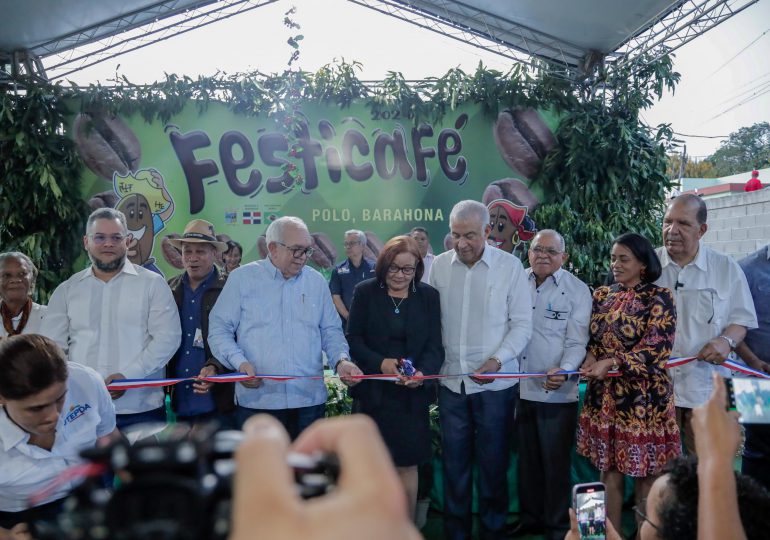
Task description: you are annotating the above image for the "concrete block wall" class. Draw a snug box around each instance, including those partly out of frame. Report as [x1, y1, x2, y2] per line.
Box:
[702, 188, 770, 259]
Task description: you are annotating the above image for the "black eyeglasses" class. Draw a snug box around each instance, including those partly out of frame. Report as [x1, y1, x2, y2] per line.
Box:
[276, 241, 315, 259]
[633, 505, 661, 532]
[387, 264, 416, 276]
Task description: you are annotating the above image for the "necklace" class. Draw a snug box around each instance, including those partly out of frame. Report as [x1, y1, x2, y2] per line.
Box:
[389, 294, 407, 314]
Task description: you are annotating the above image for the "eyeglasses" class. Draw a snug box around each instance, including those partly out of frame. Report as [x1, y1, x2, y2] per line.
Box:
[89, 234, 126, 245]
[277, 241, 315, 259]
[530, 246, 562, 256]
[343, 241, 360, 248]
[387, 264, 416, 276]
[633, 505, 661, 532]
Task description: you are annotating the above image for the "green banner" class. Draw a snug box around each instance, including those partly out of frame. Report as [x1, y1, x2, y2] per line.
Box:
[72, 100, 560, 277]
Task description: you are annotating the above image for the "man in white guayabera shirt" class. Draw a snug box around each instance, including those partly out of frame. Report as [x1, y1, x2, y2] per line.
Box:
[511, 229, 592, 540]
[654, 193, 757, 454]
[41, 208, 181, 430]
[429, 200, 532, 540]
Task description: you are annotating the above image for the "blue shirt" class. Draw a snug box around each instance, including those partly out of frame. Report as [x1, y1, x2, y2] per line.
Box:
[208, 258, 350, 410]
[175, 269, 218, 417]
[329, 258, 376, 315]
[739, 245, 770, 458]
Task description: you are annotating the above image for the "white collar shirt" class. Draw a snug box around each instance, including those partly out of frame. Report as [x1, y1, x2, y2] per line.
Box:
[420, 252, 435, 284]
[0, 363, 116, 512]
[40, 262, 181, 414]
[655, 242, 758, 408]
[429, 246, 532, 394]
[519, 268, 592, 403]
[0, 302, 47, 339]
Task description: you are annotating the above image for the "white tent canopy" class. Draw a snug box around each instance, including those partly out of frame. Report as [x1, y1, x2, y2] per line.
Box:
[0, 0, 758, 82]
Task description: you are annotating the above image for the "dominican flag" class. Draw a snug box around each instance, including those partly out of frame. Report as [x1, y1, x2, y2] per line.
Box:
[243, 211, 262, 224]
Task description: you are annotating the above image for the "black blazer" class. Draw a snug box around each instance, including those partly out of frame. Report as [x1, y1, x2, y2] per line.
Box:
[345, 278, 444, 405]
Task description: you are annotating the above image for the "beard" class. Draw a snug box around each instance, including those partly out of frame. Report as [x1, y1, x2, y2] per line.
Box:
[88, 252, 126, 273]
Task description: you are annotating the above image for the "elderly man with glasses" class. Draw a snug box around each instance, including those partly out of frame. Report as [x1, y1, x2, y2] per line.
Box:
[509, 229, 592, 540]
[208, 217, 361, 437]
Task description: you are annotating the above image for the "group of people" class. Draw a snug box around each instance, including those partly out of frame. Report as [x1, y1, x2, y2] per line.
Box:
[1, 192, 769, 539]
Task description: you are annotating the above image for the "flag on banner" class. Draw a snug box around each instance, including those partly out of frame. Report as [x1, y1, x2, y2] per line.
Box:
[243, 211, 262, 224]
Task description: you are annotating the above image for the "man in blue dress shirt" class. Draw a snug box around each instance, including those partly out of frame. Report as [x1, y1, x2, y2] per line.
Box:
[208, 216, 361, 438]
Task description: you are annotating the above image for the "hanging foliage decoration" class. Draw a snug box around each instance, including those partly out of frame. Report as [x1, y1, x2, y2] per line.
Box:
[1, 51, 679, 294]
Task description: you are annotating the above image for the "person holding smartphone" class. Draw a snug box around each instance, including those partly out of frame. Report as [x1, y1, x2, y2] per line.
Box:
[577, 233, 680, 531]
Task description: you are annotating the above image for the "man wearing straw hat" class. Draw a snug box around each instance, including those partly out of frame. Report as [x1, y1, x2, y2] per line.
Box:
[166, 219, 236, 430]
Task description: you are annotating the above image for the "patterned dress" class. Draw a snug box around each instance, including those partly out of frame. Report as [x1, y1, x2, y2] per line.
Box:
[576, 283, 681, 477]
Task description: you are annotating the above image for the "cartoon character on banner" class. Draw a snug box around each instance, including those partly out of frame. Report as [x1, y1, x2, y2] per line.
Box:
[113, 168, 175, 276]
[485, 198, 536, 257]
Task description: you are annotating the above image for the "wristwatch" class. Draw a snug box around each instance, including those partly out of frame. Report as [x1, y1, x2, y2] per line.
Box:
[718, 335, 737, 350]
[491, 357, 502, 371]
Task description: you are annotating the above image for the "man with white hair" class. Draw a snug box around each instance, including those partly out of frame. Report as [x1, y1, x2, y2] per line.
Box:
[208, 217, 362, 438]
[329, 229, 375, 327]
[41, 207, 181, 430]
[429, 200, 532, 540]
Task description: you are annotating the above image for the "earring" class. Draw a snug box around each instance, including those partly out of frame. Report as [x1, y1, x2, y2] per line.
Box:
[640, 268, 647, 281]
[412, 279, 416, 293]
[379, 281, 385, 289]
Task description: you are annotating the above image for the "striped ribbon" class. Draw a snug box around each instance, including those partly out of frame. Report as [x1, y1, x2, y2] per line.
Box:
[104, 354, 770, 391]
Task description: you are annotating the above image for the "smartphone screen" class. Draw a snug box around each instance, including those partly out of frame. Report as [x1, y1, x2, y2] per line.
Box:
[732, 378, 770, 424]
[574, 484, 606, 540]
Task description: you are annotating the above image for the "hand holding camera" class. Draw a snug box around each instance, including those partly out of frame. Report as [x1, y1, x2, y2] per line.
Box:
[231, 414, 421, 540]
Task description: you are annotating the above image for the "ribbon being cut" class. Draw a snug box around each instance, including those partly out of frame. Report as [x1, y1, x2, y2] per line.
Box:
[105, 356, 770, 391]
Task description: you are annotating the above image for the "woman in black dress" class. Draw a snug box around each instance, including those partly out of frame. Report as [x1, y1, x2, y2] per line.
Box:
[346, 235, 444, 520]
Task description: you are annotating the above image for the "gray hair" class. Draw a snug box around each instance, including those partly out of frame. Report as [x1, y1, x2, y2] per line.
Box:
[345, 229, 366, 245]
[533, 229, 566, 251]
[668, 193, 708, 225]
[86, 207, 128, 236]
[449, 200, 490, 230]
[0, 252, 38, 296]
[265, 216, 309, 245]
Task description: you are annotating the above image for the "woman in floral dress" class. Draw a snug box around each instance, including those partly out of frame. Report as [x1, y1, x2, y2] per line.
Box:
[577, 232, 680, 531]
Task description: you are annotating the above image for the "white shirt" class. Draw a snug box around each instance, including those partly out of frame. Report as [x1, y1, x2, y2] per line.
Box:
[420, 253, 435, 284]
[520, 268, 592, 403]
[0, 302, 46, 339]
[41, 262, 181, 414]
[429, 246, 532, 394]
[0, 363, 116, 512]
[655, 243, 758, 408]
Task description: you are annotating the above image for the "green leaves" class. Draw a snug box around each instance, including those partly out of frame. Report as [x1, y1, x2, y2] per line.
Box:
[1, 83, 88, 301]
[2, 51, 680, 294]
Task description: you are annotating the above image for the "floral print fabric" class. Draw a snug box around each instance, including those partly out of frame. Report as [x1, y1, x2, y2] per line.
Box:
[576, 283, 681, 477]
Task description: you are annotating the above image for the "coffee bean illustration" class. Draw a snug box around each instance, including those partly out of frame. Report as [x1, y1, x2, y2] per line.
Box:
[493, 109, 556, 180]
[74, 112, 141, 180]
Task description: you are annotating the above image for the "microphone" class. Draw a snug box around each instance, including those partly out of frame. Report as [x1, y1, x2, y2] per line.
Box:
[674, 281, 684, 291]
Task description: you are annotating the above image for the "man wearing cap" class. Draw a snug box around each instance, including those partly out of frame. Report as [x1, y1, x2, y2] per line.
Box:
[166, 219, 236, 430]
[208, 216, 362, 439]
[41, 208, 181, 430]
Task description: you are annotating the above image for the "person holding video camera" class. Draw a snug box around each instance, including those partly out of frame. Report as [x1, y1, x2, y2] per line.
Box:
[0, 334, 117, 536]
